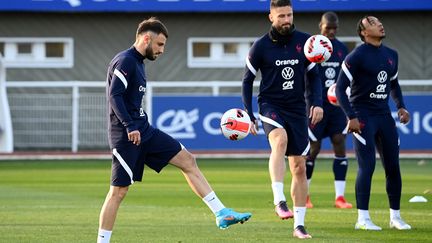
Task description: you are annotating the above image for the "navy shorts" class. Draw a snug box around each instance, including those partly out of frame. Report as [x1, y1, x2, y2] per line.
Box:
[259, 103, 310, 156]
[110, 129, 182, 186]
[308, 102, 347, 141]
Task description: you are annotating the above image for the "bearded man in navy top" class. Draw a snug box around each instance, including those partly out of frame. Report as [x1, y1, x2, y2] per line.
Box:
[336, 16, 411, 231]
[97, 17, 251, 243]
[305, 12, 353, 209]
[242, 0, 323, 239]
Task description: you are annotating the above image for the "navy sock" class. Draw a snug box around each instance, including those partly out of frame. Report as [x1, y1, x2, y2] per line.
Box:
[333, 157, 348, 181]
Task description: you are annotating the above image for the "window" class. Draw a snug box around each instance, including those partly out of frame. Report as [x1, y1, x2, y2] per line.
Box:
[223, 43, 237, 55]
[0, 37, 73, 68]
[188, 37, 255, 68]
[192, 42, 210, 57]
[187, 37, 361, 68]
[17, 43, 32, 54]
[45, 42, 64, 58]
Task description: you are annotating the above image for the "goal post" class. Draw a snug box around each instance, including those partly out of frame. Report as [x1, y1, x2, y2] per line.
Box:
[0, 54, 13, 153]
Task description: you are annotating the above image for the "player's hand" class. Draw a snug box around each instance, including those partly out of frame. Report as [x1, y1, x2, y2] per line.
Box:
[128, 130, 141, 145]
[398, 108, 410, 124]
[249, 120, 259, 135]
[347, 118, 361, 134]
[309, 106, 323, 125]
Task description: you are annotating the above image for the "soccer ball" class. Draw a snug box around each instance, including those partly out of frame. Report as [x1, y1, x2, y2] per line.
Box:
[304, 34, 333, 63]
[327, 83, 351, 106]
[220, 108, 251, 141]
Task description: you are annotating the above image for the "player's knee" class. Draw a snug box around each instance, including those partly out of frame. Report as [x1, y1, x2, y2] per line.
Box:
[271, 135, 288, 151]
[291, 162, 306, 176]
[331, 134, 345, 148]
[308, 149, 319, 160]
[309, 141, 321, 158]
[109, 186, 129, 202]
[180, 151, 198, 172]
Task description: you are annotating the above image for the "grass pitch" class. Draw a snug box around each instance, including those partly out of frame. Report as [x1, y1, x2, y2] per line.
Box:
[0, 158, 431, 242]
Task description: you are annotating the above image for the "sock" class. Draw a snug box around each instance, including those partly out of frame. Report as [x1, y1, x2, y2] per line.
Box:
[306, 158, 315, 180]
[390, 209, 401, 220]
[333, 157, 348, 181]
[202, 191, 225, 214]
[334, 180, 346, 198]
[293, 206, 306, 228]
[271, 182, 286, 205]
[97, 229, 112, 243]
[358, 209, 370, 222]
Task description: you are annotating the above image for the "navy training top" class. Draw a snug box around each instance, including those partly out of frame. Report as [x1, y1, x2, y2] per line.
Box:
[242, 29, 322, 121]
[336, 43, 405, 119]
[106, 47, 155, 148]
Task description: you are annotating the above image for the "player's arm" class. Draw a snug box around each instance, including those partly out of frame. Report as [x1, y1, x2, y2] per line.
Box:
[108, 58, 138, 132]
[305, 62, 323, 125]
[389, 56, 410, 124]
[241, 42, 261, 134]
[337, 59, 361, 133]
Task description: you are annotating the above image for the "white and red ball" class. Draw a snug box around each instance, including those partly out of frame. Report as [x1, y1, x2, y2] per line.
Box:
[220, 108, 251, 141]
[304, 34, 333, 63]
[327, 83, 351, 106]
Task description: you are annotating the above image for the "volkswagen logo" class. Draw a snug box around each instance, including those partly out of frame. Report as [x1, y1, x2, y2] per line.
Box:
[325, 67, 336, 79]
[282, 67, 294, 80]
[377, 71, 387, 83]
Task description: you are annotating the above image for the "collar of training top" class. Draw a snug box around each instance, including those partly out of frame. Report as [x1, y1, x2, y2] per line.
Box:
[129, 46, 146, 62]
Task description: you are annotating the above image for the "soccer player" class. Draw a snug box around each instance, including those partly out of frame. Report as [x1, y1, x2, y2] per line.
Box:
[336, 15, 411, 231]
[305, 12, 352, 209]
[242, 0, 323, 239]
[97, 17, 251, 243]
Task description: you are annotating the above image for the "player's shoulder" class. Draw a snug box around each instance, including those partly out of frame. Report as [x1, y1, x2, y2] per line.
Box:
[347, 44, 367, 57]
[112, 49, 137, 66]
[343, 44, 365, 67]
[333, 38, 348, 49]
[381, 44, 398, 57]
[118, 49, 137, 61]
[253, 33, 271, 46]
[292, 30, 311, 42]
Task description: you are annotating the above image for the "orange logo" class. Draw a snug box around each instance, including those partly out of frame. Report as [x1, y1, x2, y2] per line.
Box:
[224, 216, 235, 221]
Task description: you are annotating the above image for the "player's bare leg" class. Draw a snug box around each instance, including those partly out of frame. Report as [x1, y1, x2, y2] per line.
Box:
[289, 156, 308, 207]
[305, 140, 321, 208]
[169, 149, 212, 197]
[169, 149, 251, 229]
[98, 186, 129, 243]
[268, 128, 293, 219]
[289, 155, 312, 238]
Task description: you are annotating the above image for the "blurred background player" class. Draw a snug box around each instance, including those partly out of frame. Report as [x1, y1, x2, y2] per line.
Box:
[336, 15, 411, 231]
[97, 17, 251, 243]
[242, 0, 323, 239]
[305, 12, 352, 209]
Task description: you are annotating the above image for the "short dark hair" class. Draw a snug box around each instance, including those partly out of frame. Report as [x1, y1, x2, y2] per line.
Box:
[136, 17, 169, 39]
[357, 15, 371, 41]
[321, 11, 338, 24]
[270, 0, 292, 9]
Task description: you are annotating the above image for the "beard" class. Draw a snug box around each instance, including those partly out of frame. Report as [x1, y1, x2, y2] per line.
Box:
[145, 44, 156, 61]
[275, 24, 292, 35]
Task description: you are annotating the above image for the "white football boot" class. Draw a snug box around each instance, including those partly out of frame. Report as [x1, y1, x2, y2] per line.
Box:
[355, 218, 382, 231]
[390, 217, 412, 230]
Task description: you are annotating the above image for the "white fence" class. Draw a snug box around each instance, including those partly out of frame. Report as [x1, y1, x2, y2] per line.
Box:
[3, 80, 432, 152]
